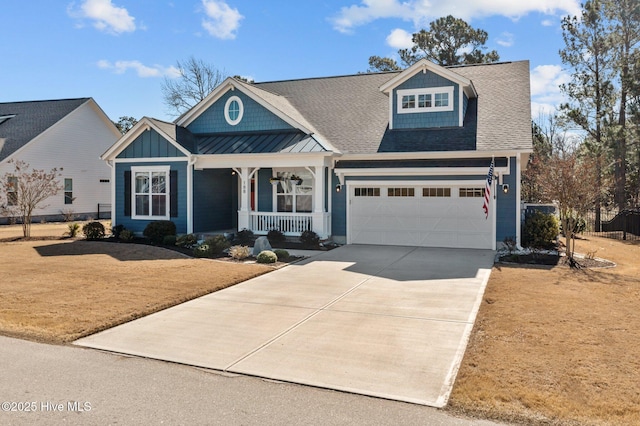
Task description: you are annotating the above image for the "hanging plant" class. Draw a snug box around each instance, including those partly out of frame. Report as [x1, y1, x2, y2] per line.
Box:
[290, 174, 303, 185]
[269, 176, 282, 184]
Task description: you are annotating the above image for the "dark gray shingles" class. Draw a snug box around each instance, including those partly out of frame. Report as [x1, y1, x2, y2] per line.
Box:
[0, 98, 89, 162]
[256, 61, 532, 154]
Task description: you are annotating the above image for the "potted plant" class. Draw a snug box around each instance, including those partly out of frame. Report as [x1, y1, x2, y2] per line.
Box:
[269, 176, 282, 184]
[290, 174, 303, 185]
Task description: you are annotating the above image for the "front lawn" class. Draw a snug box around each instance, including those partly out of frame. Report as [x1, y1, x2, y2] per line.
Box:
[0, 238, 271, 343]
[449, 235, 640, 425]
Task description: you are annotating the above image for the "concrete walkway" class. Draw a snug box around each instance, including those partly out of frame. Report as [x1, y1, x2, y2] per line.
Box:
[75, 245, 495, 407]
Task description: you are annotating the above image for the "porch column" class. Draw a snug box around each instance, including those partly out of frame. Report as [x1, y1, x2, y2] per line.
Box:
[236, 167, 250, 230]
[311, 165, 328, 238]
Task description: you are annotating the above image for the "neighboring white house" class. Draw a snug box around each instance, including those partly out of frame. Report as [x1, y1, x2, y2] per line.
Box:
[0, 98, 121, 224]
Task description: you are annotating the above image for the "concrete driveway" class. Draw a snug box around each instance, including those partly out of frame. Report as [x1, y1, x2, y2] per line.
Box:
[75, 245, 494, 407]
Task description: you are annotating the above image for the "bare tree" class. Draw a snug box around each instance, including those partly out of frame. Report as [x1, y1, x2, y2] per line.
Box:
[161, 56, 227, 117]
[541, 134, 599, 265]
[0, 160, 62, 238]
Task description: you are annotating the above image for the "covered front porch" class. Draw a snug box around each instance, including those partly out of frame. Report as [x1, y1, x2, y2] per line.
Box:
[193, 153, 334, 239]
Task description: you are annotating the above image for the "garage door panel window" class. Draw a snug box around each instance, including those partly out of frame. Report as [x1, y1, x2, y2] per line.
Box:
[459, 188, 485, 198]
[423, 187, 451, 197]
[387, 187, 415, 197]
[354, 187, 380, 197]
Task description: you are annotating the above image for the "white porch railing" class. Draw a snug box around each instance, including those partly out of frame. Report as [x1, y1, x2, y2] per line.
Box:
[249, 212, 312, 235]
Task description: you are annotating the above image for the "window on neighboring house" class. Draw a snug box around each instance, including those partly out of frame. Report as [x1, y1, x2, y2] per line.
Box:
[64, 178, 73, 204]
[132, 166, 170, 219]
[7, 177, 17, 206]
[397, 87, 454, 113]
[354, 187, 380, 197]
[275, 170, 312, 213]
[459, 188, 485, 198]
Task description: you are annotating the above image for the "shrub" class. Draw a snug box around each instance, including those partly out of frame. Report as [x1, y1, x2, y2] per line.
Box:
[522, 211, 559, 249]
[503, 236, 517, 254]
[112, 224, 125, 239]
[60, 208, 76, 222]
[273, 249, 289, 260]
[229, 245, 251, 260]
[300, 230, 320, 247]
[236, 229, 255, 245]
[83, 221, 106, 240]
[176, 233, 198, 248]
[119, 229, 134, 242]
[67, 223, 80, 238]
[194, 235, 230, 258]
[193, 243, 212, 258]
[163, 235, 177, 246]
[143, 220, 176, 245]
[267, 229, 286, 243]
[256, 250, 277, 264]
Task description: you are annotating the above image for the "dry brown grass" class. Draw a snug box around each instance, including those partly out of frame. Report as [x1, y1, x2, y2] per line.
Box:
[449, 236, 640, 426]
[0, 234, 271, 344]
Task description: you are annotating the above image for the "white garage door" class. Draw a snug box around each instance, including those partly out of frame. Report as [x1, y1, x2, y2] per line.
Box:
[349, 184, 493, 249]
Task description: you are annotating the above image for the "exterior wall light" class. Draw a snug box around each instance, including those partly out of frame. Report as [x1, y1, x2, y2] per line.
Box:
[502, 183, 510, 194]
[336, 184, 342, 192]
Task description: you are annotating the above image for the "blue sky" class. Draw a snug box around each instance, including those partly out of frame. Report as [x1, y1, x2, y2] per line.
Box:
[2, 0, 582, 123]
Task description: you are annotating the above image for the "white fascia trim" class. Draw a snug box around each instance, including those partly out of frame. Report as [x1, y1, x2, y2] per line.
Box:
[346, 179, 486, 186]
[194, 152, 334, 169]
[338, 150, 530, 161]
[101, 117, 191, 160]
[336, 167, 509, 177]
[113, 157, 189, 164]
[379, 59, 477, 98]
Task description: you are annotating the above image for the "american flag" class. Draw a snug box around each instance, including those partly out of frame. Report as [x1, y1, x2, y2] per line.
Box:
[482, 159, 494, 219]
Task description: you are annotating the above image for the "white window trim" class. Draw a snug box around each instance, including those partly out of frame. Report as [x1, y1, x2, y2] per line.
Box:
[271, 168, 314, 213]
[224, 95, 244, 126]
[396, 86, 454, 114]
[131, 165, 170, 220]
[64, 178, 73, 205]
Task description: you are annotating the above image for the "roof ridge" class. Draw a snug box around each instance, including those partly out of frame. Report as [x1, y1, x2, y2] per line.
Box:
[0, 98, 90, 106]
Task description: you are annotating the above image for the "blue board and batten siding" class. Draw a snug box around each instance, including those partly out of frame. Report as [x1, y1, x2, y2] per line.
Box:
[117, 129, 186, 158]
[187, 91, 293, 134]
[392, 71, 460, 129]
[115, 161, 188, 234]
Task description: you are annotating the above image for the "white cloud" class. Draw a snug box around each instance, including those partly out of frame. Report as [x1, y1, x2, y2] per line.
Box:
[530, 64, 571, 117]
[97, 60, 181, 78]
[541, 19, 555, 26]
[201, 0, 243, 39]
[68, 0, 136, 34]
[330, 0, 581, 33]
[496, 32, 514, 47]
[386, 28, 413, 49]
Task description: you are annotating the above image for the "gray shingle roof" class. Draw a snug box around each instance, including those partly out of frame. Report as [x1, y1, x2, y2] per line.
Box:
[255, 60, 532, 154]
[0, 98, 90, 162]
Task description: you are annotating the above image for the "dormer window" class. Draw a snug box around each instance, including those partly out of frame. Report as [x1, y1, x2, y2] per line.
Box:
[397, 87, 453, 114]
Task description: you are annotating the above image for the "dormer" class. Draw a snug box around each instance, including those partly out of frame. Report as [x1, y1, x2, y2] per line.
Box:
[380, 59, 477, 130]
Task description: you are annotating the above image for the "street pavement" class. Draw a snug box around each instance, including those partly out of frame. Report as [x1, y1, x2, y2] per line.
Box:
[0, 335, 504, 425]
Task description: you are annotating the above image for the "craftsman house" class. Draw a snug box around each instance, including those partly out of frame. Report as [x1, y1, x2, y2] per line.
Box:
[101, 59, 532, 249]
